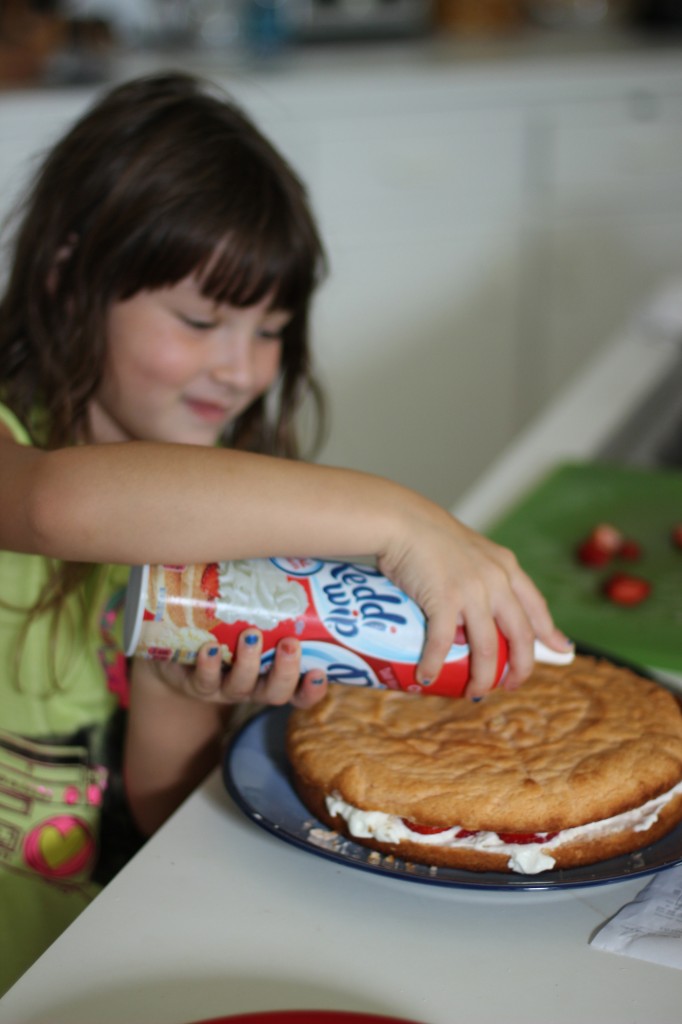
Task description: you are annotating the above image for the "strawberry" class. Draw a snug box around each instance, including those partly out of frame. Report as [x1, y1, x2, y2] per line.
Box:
[401, 820, 559, 845]
[497, 831, 559, 845]
[200, 562, 220, 600]
[576, 522, 624, 566]
[603, 572, 652, 607]
[401, 820, 483, 838]
[617, 538, 642, 561]
[576, 539, 611, 566]
[402, 819, 452, 835]
[590, 523, 624, 554]
[672, 524, 682, 550]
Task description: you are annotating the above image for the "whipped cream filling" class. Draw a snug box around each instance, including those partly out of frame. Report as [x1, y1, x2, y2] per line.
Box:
[326, 778, 682, 874]
[216, 560, 308, 630]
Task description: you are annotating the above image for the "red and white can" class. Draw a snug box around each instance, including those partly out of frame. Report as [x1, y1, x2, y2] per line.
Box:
[123, 557, 513, 698]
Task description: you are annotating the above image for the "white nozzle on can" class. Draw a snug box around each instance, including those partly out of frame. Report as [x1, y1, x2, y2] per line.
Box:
[534, 639, 575, 666]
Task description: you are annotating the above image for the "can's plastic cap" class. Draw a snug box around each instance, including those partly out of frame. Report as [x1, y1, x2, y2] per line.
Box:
[123, 564, 149, 656]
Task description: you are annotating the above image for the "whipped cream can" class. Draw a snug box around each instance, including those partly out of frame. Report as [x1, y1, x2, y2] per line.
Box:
[123, 558, 511, 698]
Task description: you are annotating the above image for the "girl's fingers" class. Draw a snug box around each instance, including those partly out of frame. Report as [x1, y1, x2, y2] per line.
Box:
[463, 560, 537, 695]
[219, 629, 264, 702]
[488, 607, 535, 695]
[290, 668, 328, 709]
[416, 540, 572, 698]
[495, 558, 572, 689]
[510, 569, 573, 654]
[460, 611, 508, 699]
[416, 608, 460, 688]
[254, 637, 302, 706]
[189, 642, 225, 698]
[221, 634, 304, 706]
[188, 633, 329, 709]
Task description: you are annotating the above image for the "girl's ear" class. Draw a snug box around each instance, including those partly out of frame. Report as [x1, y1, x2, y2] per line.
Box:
[46, 232, 79, 294]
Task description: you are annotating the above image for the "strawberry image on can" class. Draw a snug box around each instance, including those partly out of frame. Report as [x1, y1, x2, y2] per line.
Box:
[123, 557, 511, 698]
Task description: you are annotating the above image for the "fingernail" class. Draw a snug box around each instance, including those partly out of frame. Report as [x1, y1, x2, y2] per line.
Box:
[312, 674, 326, 686]
[281, 638, 298, 655]
[471, 696, 483, 703]
[208, 647, 219, 657]
[419, 678, 432, 687]
[243, 633, 259, 646]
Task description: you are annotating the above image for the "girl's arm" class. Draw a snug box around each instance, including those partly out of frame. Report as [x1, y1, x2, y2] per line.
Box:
[0, 437, 400, 565]
[0, 431, 569, 693]
[124, 632, 326, 835]
[124, 657, 230, 835]
[0, 429, 570, 835]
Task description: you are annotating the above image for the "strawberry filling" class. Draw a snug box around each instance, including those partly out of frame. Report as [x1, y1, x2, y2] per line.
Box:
[400, 820, 453, 836]
[198, 562, 220, 622]
[402, 819, 558, 844]
[200, 562, 220, 600]
[497, 831, 559, 845]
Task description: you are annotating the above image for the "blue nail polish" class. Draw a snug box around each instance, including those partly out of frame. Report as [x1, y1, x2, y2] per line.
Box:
[244, 633, 259, 646]
[312, 675, 325, 686]
[208, 647, 219, 657]
[471, 696, 483, 703]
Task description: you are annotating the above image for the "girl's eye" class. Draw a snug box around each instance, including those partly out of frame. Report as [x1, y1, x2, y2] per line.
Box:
[182, 315, 217, 331]
[259, 316, 290, 341]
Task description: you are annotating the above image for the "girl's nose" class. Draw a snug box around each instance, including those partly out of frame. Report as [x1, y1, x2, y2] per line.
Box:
[209, 336, 253, 389]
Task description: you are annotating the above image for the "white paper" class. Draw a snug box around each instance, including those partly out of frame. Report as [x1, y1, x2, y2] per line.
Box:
[590, 866, 682, 970]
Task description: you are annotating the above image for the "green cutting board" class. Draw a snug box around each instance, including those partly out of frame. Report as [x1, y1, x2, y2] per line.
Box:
[487, 462, 682, 674]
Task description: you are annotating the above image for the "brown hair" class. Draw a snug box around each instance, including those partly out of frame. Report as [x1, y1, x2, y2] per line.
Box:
[0, 71, 327, 455]
[0, 72, 327, 653]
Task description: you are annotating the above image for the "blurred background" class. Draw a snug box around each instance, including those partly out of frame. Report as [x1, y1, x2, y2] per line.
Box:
[1, 1, 682, 512]
[2, 1, 682, 85]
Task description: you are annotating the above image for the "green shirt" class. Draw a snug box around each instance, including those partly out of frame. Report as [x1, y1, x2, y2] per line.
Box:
[0, 403, 136, 995]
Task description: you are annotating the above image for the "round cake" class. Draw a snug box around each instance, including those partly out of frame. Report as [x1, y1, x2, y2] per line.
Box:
[285, 655, 682, 874]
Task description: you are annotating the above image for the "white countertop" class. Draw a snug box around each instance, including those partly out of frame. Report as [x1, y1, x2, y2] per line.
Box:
[1, 296, 682, 1024]
[1, 766, 680, 1024]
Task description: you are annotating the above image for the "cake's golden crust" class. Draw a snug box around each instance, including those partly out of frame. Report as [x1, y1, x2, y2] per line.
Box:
[286, 656, 682, 838]
[295, 779, 682, 873]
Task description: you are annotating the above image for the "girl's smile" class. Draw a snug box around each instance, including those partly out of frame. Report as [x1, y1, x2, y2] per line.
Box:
[182, 397, 234, 423]
[89, 277, 287, 446]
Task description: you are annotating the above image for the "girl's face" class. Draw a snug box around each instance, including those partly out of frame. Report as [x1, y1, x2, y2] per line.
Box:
[89, 276, 288, 446]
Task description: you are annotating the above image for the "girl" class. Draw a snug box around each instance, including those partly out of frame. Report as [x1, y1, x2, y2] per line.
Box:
[0, 72, 570, 993]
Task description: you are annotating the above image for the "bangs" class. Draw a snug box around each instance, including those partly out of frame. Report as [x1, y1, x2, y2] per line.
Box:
[197, 215, 320, 313]
[111, 150, 325, 314]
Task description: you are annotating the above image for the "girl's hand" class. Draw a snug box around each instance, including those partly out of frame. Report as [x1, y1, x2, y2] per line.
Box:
[379, 501, 572, 699]
[147, 629, 328, 710]
[125, 631, 327, 837]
